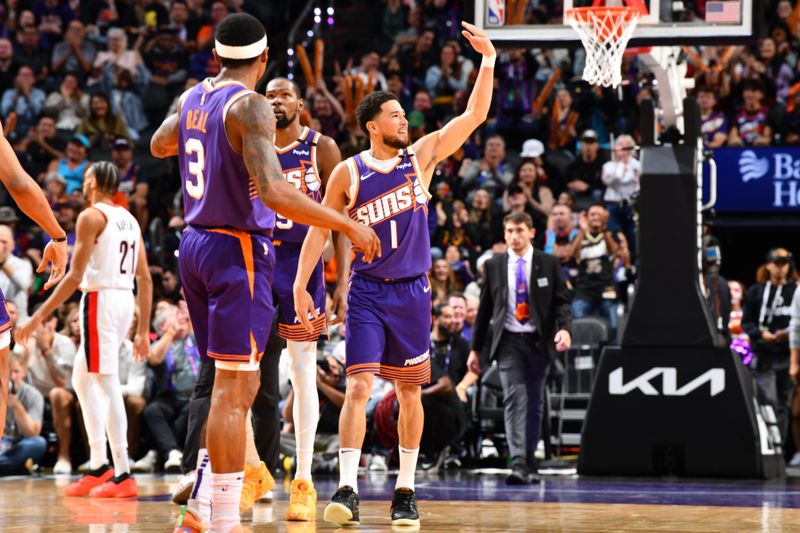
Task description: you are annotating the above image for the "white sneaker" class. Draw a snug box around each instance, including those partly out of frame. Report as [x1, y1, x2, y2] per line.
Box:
[789, 452, 800, 467]
[132, 450, 158, 473]
[172, 470, 196, 505]
[164, 449, 183, 473]
[53, 458, 72, 475]
[368, 454, 388, 472]
[480, 439, 499, 459]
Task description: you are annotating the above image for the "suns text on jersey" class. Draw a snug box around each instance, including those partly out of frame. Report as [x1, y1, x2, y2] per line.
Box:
[353, 184, 415, 226]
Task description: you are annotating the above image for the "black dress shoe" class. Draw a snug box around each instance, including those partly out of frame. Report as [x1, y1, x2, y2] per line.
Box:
[505, 465, 531, 485]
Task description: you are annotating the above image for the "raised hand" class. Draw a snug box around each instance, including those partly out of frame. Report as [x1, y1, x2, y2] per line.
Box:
[461, 21, 496, 58]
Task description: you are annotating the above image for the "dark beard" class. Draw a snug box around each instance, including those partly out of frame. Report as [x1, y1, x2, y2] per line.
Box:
[276, 116, 292, 129]
[384, 135, 408, 149]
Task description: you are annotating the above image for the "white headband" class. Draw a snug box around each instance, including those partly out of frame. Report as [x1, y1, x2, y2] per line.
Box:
[214, 35, 267, 60]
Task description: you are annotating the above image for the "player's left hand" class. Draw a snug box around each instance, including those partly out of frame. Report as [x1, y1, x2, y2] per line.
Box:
[39, 239, 68, 290]
[330, 283, 348, 325]
[14, 317, 40, 346]
[294, 286, 319, 333]
[133, 332, 150, 362]
[555, 329, 572, 352]
[461, 21, 495, 58]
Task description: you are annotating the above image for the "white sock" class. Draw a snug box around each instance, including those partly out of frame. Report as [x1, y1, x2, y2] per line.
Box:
[89, 438, 108, 471]
[111, 444, 130, 477]
[338, 448, 361, 493]
[210, 471, 244, 532]
[189, 448, 211, 523]
[287, 340, 319, 481]
[396, 447, 419, 490]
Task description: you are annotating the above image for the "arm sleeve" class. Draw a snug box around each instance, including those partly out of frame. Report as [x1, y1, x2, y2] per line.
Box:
[789, 288, 800, 350]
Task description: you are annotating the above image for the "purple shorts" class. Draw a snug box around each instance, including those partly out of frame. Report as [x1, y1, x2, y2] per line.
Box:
[179, 226, 275, 364]
[0, 290, 10, 336]
[273, 241, 327, 342]
[345, 273, 431, 385]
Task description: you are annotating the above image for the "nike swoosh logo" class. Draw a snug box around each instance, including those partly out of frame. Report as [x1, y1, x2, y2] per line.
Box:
[423, 286, 431, 293]
[360, 171, 376, 181]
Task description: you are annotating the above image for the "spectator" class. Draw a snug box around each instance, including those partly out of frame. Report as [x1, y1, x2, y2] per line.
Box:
[742, 249, 798, 446]
[47, 135, 90, 194]
[728, 80, 773, 146]
[563, 129, 606, 210]
[111, 137, 148, 228]
[544, 203, 578, 258]
[13, 308, 77, 474]
[494, 49, 538, 149]
[59, 306, 80, 348]
[168, 0, 197, 50]
[0, 224, 32, 318]
[0, 352, 46, 476]
[13, 25, 48, 82]
[697, 86, 729, 148]
[465, 188, 504, 253]
[350, 50, 388, 92]
[195, 0, 229, 51]
[34, 0, 74, 50]
[43, 172, 68, 209]
[104, 68, 149, 142]
[398, 28, 437, 91]
[789, 285, 800, 466]
[506, 153, 553, 236]
[418, 355, 467, 471]
[50, 20, 96, 80]
[459, 135, 514, 198]
[140, 303, 199, 472]
[1, 66, 46, 136]
[425, 43, 468, 101]
[601, 134, 639, 258]
[757, 37, 794, 104]
[430, 303, 473, 400]
[548, 88, 579, 152]
[24, 115, 64, 181]
[463, 295, 479, 343]
[143, 27, 188, 120]
[429, 257, 462, 305]
[77, 92, 131, 150]
[447, 292, 469, 341]
[0, 38, 20, 95]
[43, 72, 90, 131]
[570, 204, 625, 339]
[93, 27, 143, 80]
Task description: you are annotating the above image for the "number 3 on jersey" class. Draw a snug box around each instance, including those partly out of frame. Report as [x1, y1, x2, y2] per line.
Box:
[185, 138, 205, 199]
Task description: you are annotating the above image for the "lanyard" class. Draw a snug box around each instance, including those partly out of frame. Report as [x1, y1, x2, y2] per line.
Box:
[430, 333, 452, 371]
[758, 282, 784, 329]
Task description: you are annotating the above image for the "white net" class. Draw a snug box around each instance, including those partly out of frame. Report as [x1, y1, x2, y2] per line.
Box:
[565, 7, 641, 88]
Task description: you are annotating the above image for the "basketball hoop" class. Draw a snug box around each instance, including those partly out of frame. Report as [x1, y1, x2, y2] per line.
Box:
[565, 5, 642, 88]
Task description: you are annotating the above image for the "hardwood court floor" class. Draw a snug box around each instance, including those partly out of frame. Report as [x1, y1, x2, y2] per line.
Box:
[1, 474, 800, 532]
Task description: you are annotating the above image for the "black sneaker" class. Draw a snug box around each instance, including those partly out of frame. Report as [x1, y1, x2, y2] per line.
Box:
[390, 487, 420, 527]
[323, 485, 360, 526]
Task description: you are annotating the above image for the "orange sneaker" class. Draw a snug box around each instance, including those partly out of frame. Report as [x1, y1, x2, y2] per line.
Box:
[251, 461, 274, 500]
[240, 461, 274, 512]
[89, 473, 138, 498]
[64, 465, 114, 497]
[286, 479, 317, 521]
[173, 505, 207, 533]
[239, 476, 256, 514]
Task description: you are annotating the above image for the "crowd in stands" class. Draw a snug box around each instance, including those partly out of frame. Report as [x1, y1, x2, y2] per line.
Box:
[3, 0, 800, 475]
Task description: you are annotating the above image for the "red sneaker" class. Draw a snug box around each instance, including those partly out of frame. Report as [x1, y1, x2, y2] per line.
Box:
[64, 466, 114, 497]
[89, 473, 138, 499]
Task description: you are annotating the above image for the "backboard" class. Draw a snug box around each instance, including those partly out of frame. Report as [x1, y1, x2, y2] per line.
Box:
[473, 0, 760, 47]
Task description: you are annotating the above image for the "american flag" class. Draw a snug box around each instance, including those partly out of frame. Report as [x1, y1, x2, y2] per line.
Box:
[705, 1, 741, 24]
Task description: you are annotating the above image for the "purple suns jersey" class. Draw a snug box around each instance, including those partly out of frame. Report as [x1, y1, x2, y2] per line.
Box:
[346, 147, 431, 280]
[274, 127, 324, 243]
[178, 79, 275, 234]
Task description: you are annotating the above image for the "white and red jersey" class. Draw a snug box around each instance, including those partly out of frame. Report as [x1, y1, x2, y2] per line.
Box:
[81, 202, 141, 292]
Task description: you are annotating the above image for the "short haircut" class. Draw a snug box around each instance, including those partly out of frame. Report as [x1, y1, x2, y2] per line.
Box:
[696, 85, 715, 96]
[552, 203, 572, 214]
[742, 79, 764, 93]
[503, 211, 534, 229]
[432, 303, 449, 318]
[90, 161, 121, 195]
[215, 13, 267, 69]
[587, 202, 606, 212]
[268, 76, 302, 98]
[356, 91, 399, 135]
[447, 291, 466, 304]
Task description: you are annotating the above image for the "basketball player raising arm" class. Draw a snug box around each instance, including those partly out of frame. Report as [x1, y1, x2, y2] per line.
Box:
[294, 21, 495, 327]
[0, 119, 68, 444]
[292, 21, 495, 529]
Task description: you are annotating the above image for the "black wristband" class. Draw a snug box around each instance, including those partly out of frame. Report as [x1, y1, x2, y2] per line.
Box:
[52, 236, 67, 243]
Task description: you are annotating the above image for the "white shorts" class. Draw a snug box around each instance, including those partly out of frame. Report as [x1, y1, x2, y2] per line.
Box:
[79, 289, 135, 375]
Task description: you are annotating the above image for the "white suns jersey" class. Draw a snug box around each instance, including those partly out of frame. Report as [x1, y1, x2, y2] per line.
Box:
[81, 202, 141, 291]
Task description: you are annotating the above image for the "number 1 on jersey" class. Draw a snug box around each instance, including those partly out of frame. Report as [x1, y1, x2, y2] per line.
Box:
[390, 220, 398, 249]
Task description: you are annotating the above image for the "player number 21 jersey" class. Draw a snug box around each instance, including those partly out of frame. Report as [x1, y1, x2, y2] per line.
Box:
[81, 202, 141, 291]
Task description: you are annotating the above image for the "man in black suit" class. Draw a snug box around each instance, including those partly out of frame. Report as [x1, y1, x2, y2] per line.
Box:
[468, 212, 572, 484]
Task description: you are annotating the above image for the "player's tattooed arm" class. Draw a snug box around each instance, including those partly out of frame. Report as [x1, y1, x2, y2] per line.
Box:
[229, 94, 381, 262]
[412, 21, 495, 189]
